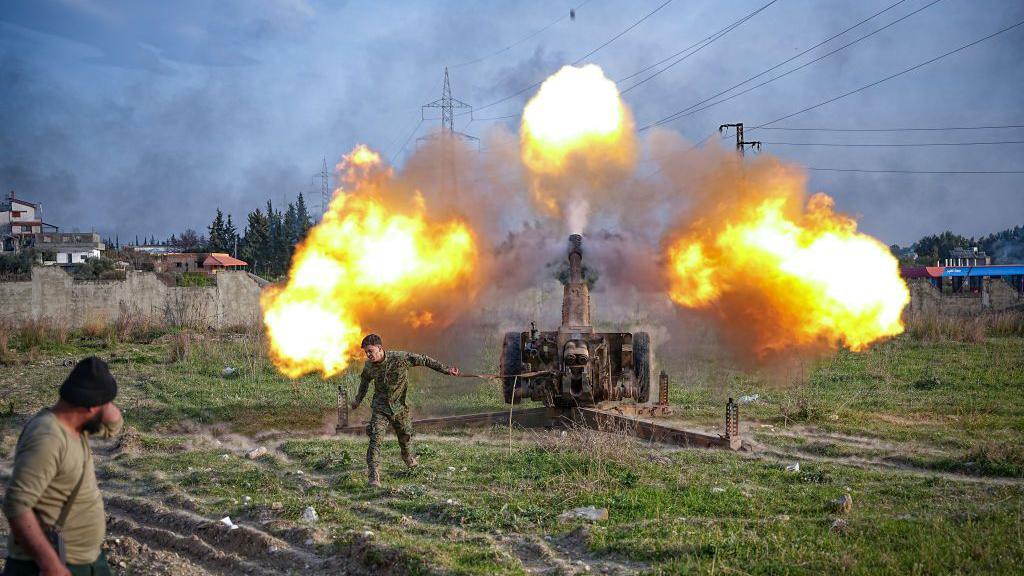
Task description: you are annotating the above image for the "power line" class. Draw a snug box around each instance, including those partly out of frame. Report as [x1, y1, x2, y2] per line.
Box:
[620, 0, 779, 95]
[639, 131, 723, 179]
[763, 140, 1024, 147]
[450, 1, 594, 69]
[639, 0, 934, 131]
[572, 0, 675, 65]
[476, 0, 676, 112]
[757, 124, 1024, 132]
[807, 167, 1024, 174]
[617, 1, 780, 85]
[750, 17, 1024, 130]
[390, 118, 424, 163]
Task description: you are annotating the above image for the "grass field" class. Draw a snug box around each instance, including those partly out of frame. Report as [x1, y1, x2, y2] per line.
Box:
[1, 320, 1022, 575]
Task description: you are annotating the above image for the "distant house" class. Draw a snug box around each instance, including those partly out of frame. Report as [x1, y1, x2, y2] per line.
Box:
[943, 247, 990, 267]
[151, 252, 206, 273]
[35, 232, 106, 265]
[1, 191, 58, 252]
[147, 252, 248, 275]
[202, 253, 248, 274]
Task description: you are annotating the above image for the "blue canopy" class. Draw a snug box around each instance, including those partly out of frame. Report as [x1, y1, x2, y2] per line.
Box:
[941, 265, 1024, 277]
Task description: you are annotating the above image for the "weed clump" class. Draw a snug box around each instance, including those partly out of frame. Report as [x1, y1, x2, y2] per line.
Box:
[903, 310, 1024, 342]
[16, 318, 69, 349]
[0, 326, 14, 365]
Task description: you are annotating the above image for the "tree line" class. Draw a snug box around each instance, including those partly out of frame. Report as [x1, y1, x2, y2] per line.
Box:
[891, 224, 1024, 265]
[109, 193, 316, 278]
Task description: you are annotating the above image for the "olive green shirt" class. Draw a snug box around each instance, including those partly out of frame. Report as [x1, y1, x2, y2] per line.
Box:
[3, 409, 123, 565]
[354, 350, 450, 415]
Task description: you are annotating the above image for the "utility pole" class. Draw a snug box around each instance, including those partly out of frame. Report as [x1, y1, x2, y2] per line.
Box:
[420, 67, 477, 199]
[719, 123, 761, 157]
[319, 158, 329, 219]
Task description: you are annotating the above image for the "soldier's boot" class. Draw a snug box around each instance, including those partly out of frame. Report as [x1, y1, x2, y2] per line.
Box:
[401, 448, 418, 469]
[368, 465, 381, 487]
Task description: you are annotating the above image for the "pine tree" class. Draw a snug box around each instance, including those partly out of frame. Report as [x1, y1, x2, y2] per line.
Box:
[241, 208, 270, 275]
[225, 214, 239, 257]
[295, 192, 312, 238]
[208, 208, 227, 253]
[284, 202, 299, 251]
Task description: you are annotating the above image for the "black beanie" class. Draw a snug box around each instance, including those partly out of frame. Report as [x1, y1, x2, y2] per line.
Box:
[60, 356, 118, 408]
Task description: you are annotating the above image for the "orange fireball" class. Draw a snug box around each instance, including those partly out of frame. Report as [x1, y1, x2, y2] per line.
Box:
[261, 145, 478, 378]
[665, 162, 908, 356]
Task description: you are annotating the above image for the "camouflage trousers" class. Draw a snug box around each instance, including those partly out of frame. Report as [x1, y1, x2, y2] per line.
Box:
[365, 409, 414, 469]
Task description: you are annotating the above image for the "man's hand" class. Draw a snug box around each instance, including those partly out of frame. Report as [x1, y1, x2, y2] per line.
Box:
[8, 512, 69, 576]
[100, 402, 122, 423]
[448, 367, 460, 376]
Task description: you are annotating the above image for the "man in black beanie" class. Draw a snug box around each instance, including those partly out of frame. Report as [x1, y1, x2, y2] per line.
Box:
[3, 357, 123, 576]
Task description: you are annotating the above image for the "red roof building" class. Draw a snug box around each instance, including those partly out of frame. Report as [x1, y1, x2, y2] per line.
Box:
[203, 253, 248, 273]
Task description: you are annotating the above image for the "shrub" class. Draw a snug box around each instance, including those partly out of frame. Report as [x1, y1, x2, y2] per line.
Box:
[177, 272, 213, 287]
[81, 316, 108, 339]
[73, 257, 118, 280]
[905, 310, 1024, 342]
[16, 318, 69, 348]
[0, 326, 15, 365]
[987, 311, 1024, 337]
[905, 311, 985, 343]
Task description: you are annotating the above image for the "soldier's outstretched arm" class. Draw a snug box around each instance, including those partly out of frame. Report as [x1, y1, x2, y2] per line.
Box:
[408, 352, 460, 376]
[352, 365, 372, 408]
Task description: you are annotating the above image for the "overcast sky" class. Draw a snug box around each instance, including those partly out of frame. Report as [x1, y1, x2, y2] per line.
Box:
[2, 0, 1022, 246]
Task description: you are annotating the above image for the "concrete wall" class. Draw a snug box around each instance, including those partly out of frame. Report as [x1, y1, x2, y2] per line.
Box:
[0, 266, 263, 329]
[907, 278, 1022, 315]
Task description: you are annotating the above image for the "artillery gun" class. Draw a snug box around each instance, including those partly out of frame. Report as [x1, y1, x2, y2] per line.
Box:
[500, 234, 651, 407]
[337, 234, 741, 450]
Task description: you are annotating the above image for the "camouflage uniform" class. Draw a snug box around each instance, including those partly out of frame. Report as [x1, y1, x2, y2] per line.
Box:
[354, 350, 451, 475]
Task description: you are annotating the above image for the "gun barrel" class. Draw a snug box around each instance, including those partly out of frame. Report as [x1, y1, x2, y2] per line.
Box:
[561, 234, 592, 331]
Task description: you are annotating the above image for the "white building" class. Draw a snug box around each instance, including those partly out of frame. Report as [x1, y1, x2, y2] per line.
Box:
[35, 232, 106, 265]
[2, 191, 103, 265]
[1, 191, 57, 252]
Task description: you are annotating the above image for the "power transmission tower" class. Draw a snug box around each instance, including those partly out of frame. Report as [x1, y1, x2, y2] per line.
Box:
[313, 158, 330, 219]
[719, 123, 761, 156]
[420, 67, 477, 198]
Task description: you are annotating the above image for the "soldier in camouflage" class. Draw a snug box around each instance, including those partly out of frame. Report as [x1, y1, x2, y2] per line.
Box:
[352, 333, 460, 487]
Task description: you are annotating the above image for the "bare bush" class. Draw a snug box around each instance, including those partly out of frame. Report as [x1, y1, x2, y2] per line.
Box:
[115, 301, 163, 342]
[0, 325, 15, 365]
[160, 291, 212, 330]
[238, 325, 269, 380]
[987, 311, 1024, 337]
[81, 316, 107, 339]
[167, 332, 193, 363]
[17, 318, 69, 348]
[905, 311, 985, 343]
[533, 417, 648, 496]
[905, 310, 1024, 342]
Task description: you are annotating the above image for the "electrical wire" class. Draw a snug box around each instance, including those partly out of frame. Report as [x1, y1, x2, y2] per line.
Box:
[389, 118, 424, 163]
[763, 140, 1024, 147]
[750, 17, 1024, 130]
[617, 0, 782, 85]
[639, 0, 937, 131]
[476, 0, 677, 112]
[450, 1, 594, 69]
[620, 0, 779, 95]
[757, 124, 1024, 132]
[572, 0, 675, 65]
